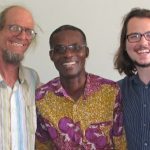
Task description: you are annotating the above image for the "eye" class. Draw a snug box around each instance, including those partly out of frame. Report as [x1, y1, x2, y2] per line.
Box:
[145, 32, 150, 39]
[53, 45, 66, 54]
[26, 29, 36, 37]
[70, 44, 85, 51]
[129, 33, 139, 39]
[73, 45, 81, 51]
[9, 25, 21, 32]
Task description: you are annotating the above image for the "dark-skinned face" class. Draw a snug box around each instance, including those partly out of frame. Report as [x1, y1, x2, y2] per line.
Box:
[50, 30, 89, 79]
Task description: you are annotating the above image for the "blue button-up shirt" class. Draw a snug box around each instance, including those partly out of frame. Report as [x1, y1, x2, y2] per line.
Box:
[118, 75, 150, 150]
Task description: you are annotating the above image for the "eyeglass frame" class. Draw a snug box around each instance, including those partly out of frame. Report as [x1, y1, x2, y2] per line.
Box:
[5, 24, 37, 40]
[50, 44, 87, 54]
[126, 31, 150, 43]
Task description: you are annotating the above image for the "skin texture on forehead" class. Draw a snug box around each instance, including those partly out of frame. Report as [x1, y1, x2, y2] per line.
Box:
[127, 17, 150, 34]
[4, 6, 35, 28]
[52, 30, 84, 46]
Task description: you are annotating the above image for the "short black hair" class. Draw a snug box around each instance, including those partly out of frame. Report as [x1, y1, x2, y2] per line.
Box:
[49, 25, 87, 49]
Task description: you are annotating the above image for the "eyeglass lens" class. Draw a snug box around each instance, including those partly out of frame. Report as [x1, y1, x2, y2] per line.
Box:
[52, 44, 86, 54]
[127, 32, 150, 42]
[8, 24, 36, 39]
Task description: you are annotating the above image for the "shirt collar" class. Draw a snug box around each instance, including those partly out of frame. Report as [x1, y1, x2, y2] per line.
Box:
[0, 64, 27, 86]
[131, 74, 150, 86]
[19, 64, 25, 84]
[0, 74, 3, 83]
[52, 73, 96, 100]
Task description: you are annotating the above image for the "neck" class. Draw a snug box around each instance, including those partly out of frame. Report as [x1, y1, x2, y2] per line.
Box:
[136, 66, 150, 85]
[60, 73, 87, 101]
[0, 59, 20, 87]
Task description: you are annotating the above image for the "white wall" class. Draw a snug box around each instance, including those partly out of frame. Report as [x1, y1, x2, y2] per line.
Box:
[1, 0, 150, 83]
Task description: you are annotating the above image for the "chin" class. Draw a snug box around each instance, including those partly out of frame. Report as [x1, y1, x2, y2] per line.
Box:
[134, 61, 150, 68]
[61, 72, 79, 79]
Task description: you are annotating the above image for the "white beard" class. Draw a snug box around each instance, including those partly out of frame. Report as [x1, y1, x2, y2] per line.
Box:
[2, 49, 24, 65]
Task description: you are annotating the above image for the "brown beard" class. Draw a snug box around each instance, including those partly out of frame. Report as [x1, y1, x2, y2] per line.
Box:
[133, 60, 150, 68]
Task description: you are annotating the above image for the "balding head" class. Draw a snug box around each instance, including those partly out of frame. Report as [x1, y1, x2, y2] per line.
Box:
[0, 5, 34, 30]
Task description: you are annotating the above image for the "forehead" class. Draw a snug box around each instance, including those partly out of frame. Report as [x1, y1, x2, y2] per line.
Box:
[127, 17, 150, 33]
[4, 7, 34, 28]
[52, 30, 83, 44]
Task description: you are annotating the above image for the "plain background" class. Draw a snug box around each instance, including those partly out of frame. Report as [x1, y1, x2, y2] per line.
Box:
[1, 0, 150, 83]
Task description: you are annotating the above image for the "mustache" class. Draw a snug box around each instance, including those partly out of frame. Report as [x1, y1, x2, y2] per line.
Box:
[134, 45, 150, 51]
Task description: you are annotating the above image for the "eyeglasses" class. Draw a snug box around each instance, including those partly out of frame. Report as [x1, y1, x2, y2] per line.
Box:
[51, 44, 86, 54]
[6, 24, 37, 40]
[126, 31, 150, 43]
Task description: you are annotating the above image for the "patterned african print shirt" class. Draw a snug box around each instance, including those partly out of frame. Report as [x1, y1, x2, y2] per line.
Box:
[35, 73, 126, 150]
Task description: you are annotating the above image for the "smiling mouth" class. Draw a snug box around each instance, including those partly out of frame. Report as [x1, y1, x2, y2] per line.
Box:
[11, 42, 25, 47]
[63, 61, 76, 67]
[137, 49, 150, 54]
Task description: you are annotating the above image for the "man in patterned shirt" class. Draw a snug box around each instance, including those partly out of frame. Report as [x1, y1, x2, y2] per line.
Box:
[36, 25, 126, 149]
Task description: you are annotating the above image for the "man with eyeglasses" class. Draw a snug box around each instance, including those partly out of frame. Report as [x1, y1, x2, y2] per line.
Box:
[35, 25, 126, 149]
[0, 5, 40, 150]
[114, 8, 150, 150]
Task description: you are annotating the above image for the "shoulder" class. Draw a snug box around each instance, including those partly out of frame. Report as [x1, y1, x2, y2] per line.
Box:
[37, 76, 60, 90]
[21, 65, 40, 87]
[88, 73, 117, 84]
[117, 76, 130, 87]
[117, 76, 136, 96]
[36, 77, 60, 100]
[22, 66, 38, 76]
[88, 73, 119, 89]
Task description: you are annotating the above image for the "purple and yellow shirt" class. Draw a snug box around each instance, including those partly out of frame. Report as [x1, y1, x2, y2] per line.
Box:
[35, 73, 126, 150]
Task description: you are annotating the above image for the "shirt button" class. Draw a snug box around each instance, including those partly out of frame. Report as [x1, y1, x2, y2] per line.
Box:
[145, 86, 148, 89]
[143, 104, 147, 108]
[143, 123, 147, 127]
[144, 142, 148, 146]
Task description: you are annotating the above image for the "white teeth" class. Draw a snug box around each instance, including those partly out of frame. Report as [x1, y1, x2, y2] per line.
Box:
[63, 62, 76, 66]
[12, 42, 23, 47]
[137, 49, 150, 54]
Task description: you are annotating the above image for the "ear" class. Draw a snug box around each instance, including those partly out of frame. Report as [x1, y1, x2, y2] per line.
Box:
[85, 47, 89, 57]
[49, 50, 54, 61]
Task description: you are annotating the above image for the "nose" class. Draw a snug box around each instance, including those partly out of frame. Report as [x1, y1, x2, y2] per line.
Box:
[63, 48, 74, 58]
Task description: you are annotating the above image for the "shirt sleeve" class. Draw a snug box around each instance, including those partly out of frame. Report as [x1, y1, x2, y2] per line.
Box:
[112, 86, 127, 149]
[35, 109, 52, 149]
